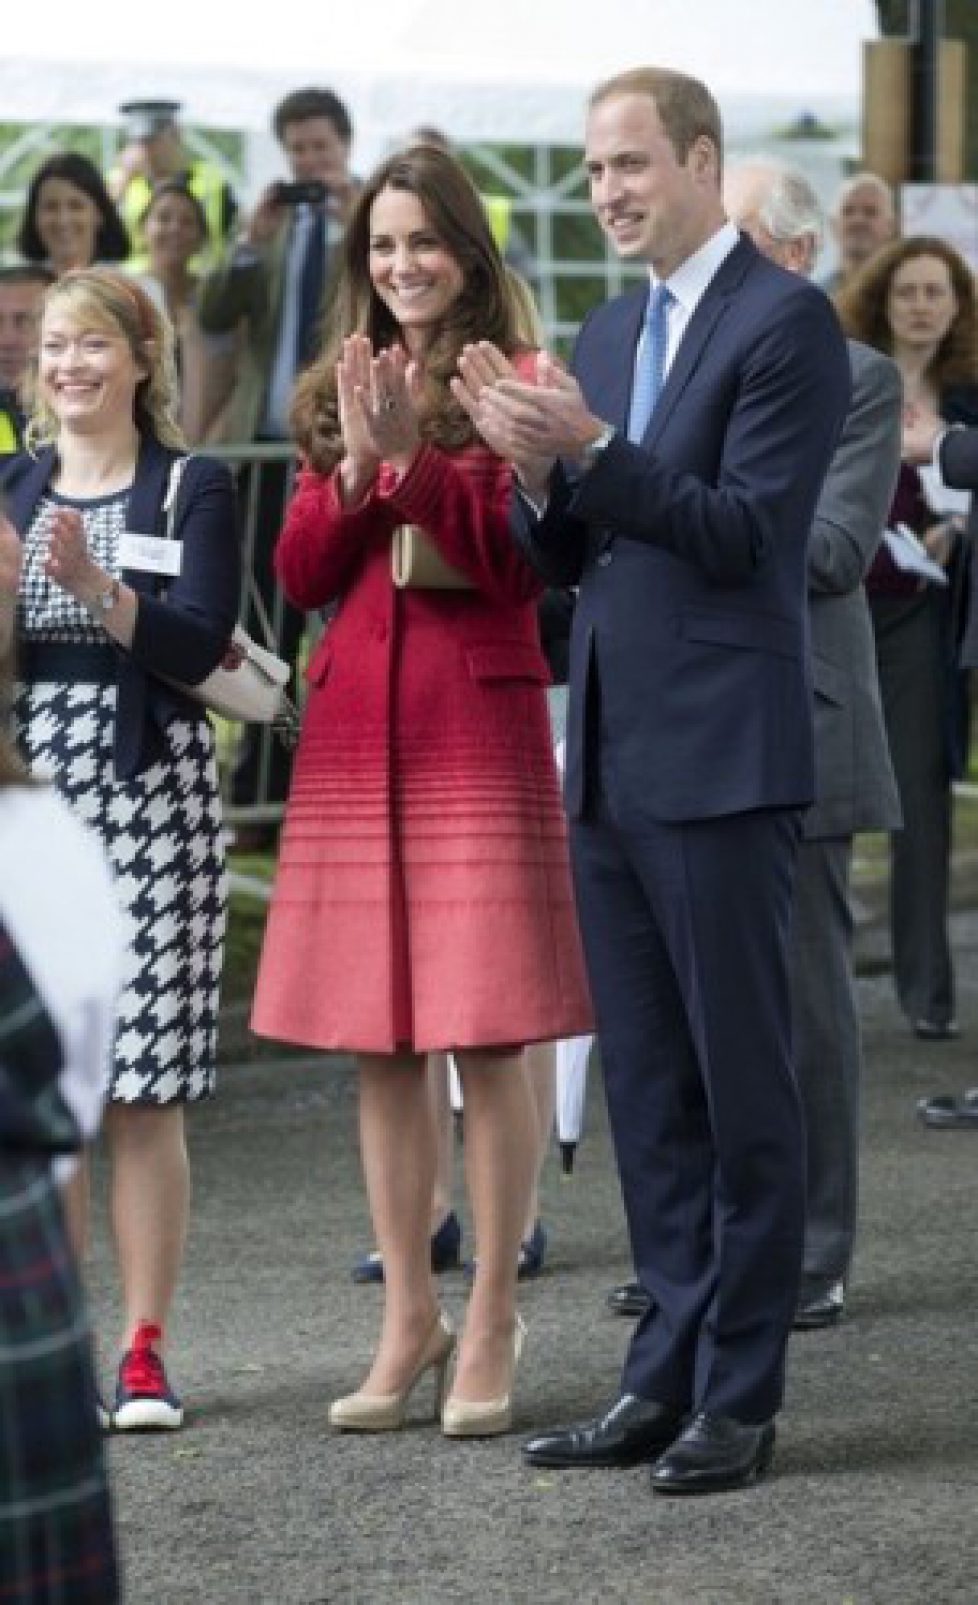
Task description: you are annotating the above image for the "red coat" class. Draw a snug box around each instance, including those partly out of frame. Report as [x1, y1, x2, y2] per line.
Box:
[251, 436, 593, 1054]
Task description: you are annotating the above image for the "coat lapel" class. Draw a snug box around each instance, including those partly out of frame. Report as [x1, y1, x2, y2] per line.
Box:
[642, 235, 756, 453]
[4, 448, 57, 536]
[578, 285, 647, 435]
[122, 435, 178, 598]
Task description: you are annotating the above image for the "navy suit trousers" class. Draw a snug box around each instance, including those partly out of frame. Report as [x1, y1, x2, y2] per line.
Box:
[571, 742, 806, 1423]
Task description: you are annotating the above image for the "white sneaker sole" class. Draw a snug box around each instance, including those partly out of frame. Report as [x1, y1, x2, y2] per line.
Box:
[113, 1399, 184, 1431]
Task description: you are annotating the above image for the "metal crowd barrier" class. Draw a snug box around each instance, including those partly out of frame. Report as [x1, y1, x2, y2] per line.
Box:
[208, 442, 304, 830]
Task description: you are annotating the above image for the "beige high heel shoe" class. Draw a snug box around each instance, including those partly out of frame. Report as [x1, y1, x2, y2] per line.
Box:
[329, 1312, 455, 1432]
[441, 1314, 526, 1439]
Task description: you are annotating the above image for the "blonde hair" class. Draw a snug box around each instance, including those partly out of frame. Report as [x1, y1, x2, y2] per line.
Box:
[25, 267, 185, 452]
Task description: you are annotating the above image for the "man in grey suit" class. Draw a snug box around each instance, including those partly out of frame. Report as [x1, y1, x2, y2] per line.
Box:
[605, 157, 903, 1327]
[725, 158, 903, 1324]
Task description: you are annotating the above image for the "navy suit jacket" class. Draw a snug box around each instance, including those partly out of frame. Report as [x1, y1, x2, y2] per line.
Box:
[2, 434, 239, 778]
[514, 235, 852, 824]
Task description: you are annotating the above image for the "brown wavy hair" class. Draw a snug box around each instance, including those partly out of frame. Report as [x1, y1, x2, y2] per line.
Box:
[25, 267, 185, 452]
[836, 235, 978, 391]
[291, 145, 519, 473]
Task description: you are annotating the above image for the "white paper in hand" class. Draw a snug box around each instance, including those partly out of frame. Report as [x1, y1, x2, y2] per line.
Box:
[918, 463, 970, 518]
[881, 523, 949, 587]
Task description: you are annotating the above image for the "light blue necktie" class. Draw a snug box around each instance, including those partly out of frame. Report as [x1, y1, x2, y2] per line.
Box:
[627, 283, 673, 443]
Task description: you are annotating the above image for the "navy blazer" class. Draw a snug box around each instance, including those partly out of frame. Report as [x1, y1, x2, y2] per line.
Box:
[2, 434, 239, 778]
[514, 235, 852, 823]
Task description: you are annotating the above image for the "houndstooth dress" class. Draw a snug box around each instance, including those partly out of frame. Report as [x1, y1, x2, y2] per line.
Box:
[13, 489, 227, 1104]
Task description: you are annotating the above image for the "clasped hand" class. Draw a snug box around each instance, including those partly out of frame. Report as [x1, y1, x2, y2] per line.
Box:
[43, 507, 99, 599]
[337, 336, 422, 502]
[452, 344, 603, 495]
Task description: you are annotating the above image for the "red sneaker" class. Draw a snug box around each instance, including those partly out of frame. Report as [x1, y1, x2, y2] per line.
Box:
[113, 1322, 184, 1430]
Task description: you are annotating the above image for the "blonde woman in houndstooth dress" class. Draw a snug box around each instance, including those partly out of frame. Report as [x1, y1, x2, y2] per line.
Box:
[1, 268, 239, 1430]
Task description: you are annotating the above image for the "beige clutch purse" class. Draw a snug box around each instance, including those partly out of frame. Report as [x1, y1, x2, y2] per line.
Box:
[391, 525, 475, 591]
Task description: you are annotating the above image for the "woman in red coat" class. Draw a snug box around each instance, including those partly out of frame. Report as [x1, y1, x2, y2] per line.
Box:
[252, 147, 591, 1436]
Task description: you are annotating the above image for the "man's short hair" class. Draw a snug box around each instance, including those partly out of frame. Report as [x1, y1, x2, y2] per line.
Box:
[273, 87, 353, 145]
[589, 66, 723, 168]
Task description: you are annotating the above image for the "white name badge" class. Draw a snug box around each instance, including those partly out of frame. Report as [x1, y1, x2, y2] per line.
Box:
[118, 532, 183, 577]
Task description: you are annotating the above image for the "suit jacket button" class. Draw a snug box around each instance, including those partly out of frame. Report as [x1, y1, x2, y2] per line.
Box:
[597, 551, 613, 567]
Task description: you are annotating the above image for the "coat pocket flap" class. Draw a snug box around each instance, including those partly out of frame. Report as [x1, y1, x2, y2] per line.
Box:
[681, 609, 799, 660]
[466, 642, 550, 684]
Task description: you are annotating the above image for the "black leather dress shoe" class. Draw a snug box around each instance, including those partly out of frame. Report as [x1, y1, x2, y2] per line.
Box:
[650, 1412, 776, 1494]
[523, 1394, 685, 1469]
[605, 1280, 652, 1318]
[793, 1280, 845, 1331]
[917, 1088, 978, 1129]
[912, 1017, 959, 1041]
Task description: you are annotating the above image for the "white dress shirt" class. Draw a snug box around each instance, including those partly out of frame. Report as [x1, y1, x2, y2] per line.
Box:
[634, 219, 741, 387]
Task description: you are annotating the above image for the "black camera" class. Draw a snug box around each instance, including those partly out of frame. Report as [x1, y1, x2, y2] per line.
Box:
[273, 180, 327, 206]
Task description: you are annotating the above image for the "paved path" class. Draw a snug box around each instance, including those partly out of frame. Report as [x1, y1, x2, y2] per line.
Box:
[89, 905, 978, 1604]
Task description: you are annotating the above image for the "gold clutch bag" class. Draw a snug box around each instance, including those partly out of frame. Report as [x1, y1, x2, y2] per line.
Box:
[391, 524, 475, 591]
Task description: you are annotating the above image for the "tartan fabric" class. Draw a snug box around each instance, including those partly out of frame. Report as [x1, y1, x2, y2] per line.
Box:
[0, 920, 118, 1601]
[0, 922, 80, 1158]
[0, 1159, 119, 1604]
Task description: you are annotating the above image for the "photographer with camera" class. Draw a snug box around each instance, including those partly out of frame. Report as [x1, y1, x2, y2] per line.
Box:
[199, 86, 360, 847]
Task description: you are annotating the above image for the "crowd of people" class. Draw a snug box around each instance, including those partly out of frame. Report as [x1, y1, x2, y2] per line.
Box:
[2, 57, 978, 1597]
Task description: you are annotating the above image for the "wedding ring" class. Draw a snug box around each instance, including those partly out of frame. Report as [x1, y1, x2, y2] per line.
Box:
[382, 395, 397, 412]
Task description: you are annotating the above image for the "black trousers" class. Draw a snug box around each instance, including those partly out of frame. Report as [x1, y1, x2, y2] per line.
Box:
[870, 590, 954, 1026]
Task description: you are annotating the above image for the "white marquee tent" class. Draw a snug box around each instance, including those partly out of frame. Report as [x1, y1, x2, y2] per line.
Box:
[5, 0, 877, 173]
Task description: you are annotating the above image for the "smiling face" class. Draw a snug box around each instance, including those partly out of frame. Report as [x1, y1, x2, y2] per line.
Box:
[584, 91, 723, 278]
[144, 189, 205, 274]
[886, 252, 959, 360]
[34, 177, 102, 274]
[367, 186, 465, 355]
[38, 299, 146, 435]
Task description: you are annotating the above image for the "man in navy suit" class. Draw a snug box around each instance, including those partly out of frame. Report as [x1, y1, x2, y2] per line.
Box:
[456, 66, 851, 1492]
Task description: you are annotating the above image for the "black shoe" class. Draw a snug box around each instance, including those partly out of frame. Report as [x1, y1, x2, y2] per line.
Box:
[793, 1280, 845, 1331]
[606, 1280, 652, 1319]
[650, 1412, 776, 1495]
[522, 1394, 685, 1469]
[912, 1017, 959, 1041]
[517, 1220, 547, 1281]
[917, 1088, 978, 1129]
[351, 1210, 462, 1284]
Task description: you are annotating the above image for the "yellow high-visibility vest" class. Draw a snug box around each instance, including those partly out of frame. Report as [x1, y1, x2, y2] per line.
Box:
[0, 409, 19, 455]
[482, 194, 512, 254]
[117, 163, 230, 274]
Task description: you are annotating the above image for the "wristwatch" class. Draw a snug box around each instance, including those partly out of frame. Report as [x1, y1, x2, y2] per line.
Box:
[91, 578, 121, 615]
[580, 422, 616, 474]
